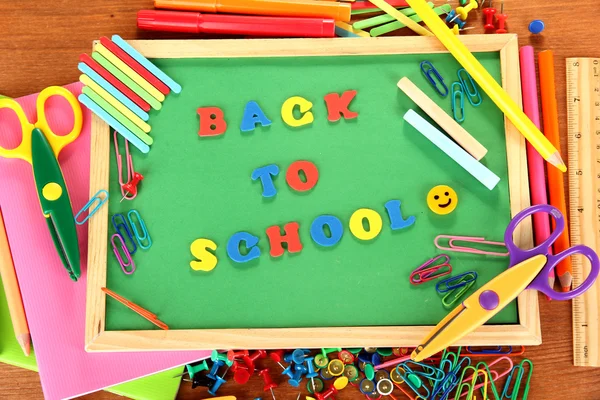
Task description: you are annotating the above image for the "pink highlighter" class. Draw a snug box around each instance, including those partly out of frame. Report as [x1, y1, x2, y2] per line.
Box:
[137, 9, 335, 37]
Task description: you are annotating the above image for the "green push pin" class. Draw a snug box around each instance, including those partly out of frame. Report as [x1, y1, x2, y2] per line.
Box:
[173, 360, 208, 379]
[347, 348, 362, 354]
[377, 348, 393, 356]
[314, 354, 329, 369]
[321, 347, 342, 358]
[211, 350, 234, 367]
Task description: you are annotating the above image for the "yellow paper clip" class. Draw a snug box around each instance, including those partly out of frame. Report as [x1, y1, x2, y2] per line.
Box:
[435, 235, 508, 256]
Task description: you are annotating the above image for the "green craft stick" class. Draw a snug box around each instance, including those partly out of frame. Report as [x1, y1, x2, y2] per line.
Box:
[91, 51, 162, 111]
[370, 4, 451, 37]
[353, 3, 432, 30]
[351, 6, 406, 15]
[83, 86, 154, 146]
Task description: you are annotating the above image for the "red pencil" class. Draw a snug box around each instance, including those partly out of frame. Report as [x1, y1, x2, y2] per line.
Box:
[79, 53, 151, 112]
[99, 37, 171, 96]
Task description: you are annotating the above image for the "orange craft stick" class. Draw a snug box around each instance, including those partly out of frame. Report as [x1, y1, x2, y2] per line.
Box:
[539, 50, 573, 292]
[102, 287, 169, 330]
[154, 0, 352, 22]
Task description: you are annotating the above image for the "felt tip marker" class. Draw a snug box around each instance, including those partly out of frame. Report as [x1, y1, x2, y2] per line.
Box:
[138, 10, 335, 37]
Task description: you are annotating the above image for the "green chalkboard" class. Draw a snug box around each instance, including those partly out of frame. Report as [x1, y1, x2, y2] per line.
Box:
[104, 51, 518, 331]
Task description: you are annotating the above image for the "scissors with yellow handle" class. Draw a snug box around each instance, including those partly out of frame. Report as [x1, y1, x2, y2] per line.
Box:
[0, 86, 82, 281]
[412, 205, 600, 362]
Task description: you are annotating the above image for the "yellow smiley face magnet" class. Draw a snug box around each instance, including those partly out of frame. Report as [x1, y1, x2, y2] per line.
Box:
[427, 185, 458, 215]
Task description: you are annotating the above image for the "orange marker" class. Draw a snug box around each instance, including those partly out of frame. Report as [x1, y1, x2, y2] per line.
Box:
[154, 0, 351, 22]
[539, 50, 572, 292]
[102, 287, 169, 330]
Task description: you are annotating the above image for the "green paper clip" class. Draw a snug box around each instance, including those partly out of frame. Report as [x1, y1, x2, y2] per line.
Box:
[458, 68, 483, 107]
[442, 279, 476, 308]
[127, 210, 152, 250]
[452, 82, 466, 123]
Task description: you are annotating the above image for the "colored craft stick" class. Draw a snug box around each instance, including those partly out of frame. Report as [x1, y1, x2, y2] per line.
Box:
[79, 54, 151, 112]
[111, 34, 182, 93]
[352, 0, 408, 9]
[404, 109, 500, 190]
[406, 0, 566, 172]
[334, 21, 370, 37]
[95, 43, 165, 103]
[77, 65, 149, 122]
[102, 287, 168, 330]
[100, 37, 170, 95]
[80, 74, 151, 133]
[92, 51, 162, 111]
[367, 0, 432, 36]
[352, 4, 423, 30]
[371, 4, 449, 37]
[78, 93, 150, 154]
[539, 50, 572, 292]
[397, 77, 487, 160]
[520, 46, 554, 292]
[82, 86, 153, 145]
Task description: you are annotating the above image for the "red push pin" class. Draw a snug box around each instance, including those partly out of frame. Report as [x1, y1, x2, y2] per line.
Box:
[495, 1, 508, 33]
[258, 368, 278, 400]
[242, 349, 267, 372]
[227, 349, 249, 362]
[120, 172, 144, 202]
[270, 350, 287, 371]
[316, 385, 338, 400]
[482, 0, 497, 31]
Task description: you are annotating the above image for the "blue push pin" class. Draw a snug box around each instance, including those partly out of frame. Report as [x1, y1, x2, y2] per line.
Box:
[208, 375, 226, 396]
[283, 352, 294, 363]
[305, 357, 319, 393]
[282, 364, 295, 379]
[529, 20, 545, 34]
[371, 353, 382, 366]
[292, 349, 308, 365]
[207, 359, 225, 380]
[288, 368, 304, 387]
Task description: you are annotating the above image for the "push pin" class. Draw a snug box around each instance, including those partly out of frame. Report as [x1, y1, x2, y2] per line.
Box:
[234, 368, 251, 384]
[314, 354, 329, 369]
[227, 349, 249, 362]
[282, 364, 295, 379]
[212, 350, 234, 367]
[269, 350, 287, 370]
[316, 385, 338, 400]
[328, 359, 345, 377]
[292, 349, 308, 365]
[120, 172, 144, 202]
[184, 374, 214, 389]
[288, 364, 306, 387]
[307, 377, 325, 394]
[305, 357, 319, 393]
[207, 359, 225, 380]
[259, 368, 278, 400]
[454, 0, 478, 22]
[321, 348, 341, 358]
[243, 350, 267, 372]
[208, 375, 226, 396]
[371, 353, 382, 366]
[337, 350, 354, 364]
[174, 360, 209, 379]
[495, 1, 507, 33]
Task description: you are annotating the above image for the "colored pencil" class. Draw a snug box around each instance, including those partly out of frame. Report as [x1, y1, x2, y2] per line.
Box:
[519, 46, 554, 291]
[0, 208, 31, 356]
[539, 50, 572, 291]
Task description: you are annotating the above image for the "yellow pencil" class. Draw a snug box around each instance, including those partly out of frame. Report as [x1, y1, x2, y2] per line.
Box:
[0, 208, 31, 356]
[406, 0, 567, 172]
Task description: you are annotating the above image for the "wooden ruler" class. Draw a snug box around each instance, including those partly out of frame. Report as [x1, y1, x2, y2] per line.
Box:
[567, 57, 600, 367]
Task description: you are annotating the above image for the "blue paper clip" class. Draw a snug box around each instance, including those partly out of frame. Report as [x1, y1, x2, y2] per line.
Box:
[127, 210, 152, 250]
[112, 213, 137, 255]
[466, 346, 513, 354]
[436, 271, 478, 293]
[74, 189, 109, 225]
[421, 61, 449, 97]
[451, 82, 465, 123]
[458, 68, 483, 106]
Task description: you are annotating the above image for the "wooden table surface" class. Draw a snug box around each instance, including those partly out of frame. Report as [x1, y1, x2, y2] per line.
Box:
[2, 0, 600, 399]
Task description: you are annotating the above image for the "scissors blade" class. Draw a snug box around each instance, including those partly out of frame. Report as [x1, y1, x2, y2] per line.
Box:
[45, 214, 80, 281]
[412, 254, 548, 361]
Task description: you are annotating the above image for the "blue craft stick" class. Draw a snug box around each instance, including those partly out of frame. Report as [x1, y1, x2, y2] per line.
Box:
[77, 63, 149, 122]
[403, 110, 500, 190]
[111, 35, 182, 94]
[78, 93, 150, 154]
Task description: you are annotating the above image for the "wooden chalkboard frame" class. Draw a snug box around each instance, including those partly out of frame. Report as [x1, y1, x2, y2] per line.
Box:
[85, 35, 540, 352]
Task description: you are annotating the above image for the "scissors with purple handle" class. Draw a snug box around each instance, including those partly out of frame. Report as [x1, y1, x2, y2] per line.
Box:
[412, 204, 600, 362]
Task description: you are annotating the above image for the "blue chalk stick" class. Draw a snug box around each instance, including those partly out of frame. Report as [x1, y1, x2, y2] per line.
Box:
[403, 110, 500, 190]
[78, 93, 150, 154]
[111, 35, 182, 94]
[78, 62, 149, 122]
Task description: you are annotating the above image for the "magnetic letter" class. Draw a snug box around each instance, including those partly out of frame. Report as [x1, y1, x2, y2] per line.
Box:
[240, 101, 272, 132]
[227, 232, 261, 263]
[281, 96, 314, 127]
[197, 106, 227, 136]
[265, 222, 303, 257]
[349, 208, 383, 241]
[286, 160, 319, 192]
[310, 215, 343, 247]
[323, 90, 358, 122]
[190, 238, 218, 271]
[251, 164, 280, 198]
[385, 200, 416, 230]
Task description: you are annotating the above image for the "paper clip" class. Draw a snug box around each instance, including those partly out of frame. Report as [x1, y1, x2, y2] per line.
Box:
[421, 61, 449, 97]
[74, 189, 109, 225]
[114, 130, 137, 201]
[442, 280, 476, 308]
[127, 210, 152, 250]
[436, 271, 478, 293]
[435, 235, 509, 256]
[452, 82, 465, 123]
[501, 359, 532, 400]
[466, 346, 513, 355]
[458, 68, 483, 107]
[111, 233, 135, 275]
[410, 254, 452, 285]
[101, 287, 168, 330]
[112, 213, 137, 254]
[396, 366, 431, 399]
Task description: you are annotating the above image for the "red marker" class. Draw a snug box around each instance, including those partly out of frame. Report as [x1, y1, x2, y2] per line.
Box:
[137, 10, 335, 37]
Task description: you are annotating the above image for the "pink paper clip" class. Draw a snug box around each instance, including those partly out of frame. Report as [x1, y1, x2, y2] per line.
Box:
[111, 233, 136, 275]
[114, 130, 137, 201]
[410, 254, 452, 285]
[434, 235, 509, 256]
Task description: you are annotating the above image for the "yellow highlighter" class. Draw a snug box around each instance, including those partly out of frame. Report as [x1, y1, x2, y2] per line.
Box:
[94, 43, 166, 103]
[368, 0, 432, 37]
[406, 0, 566, 172]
